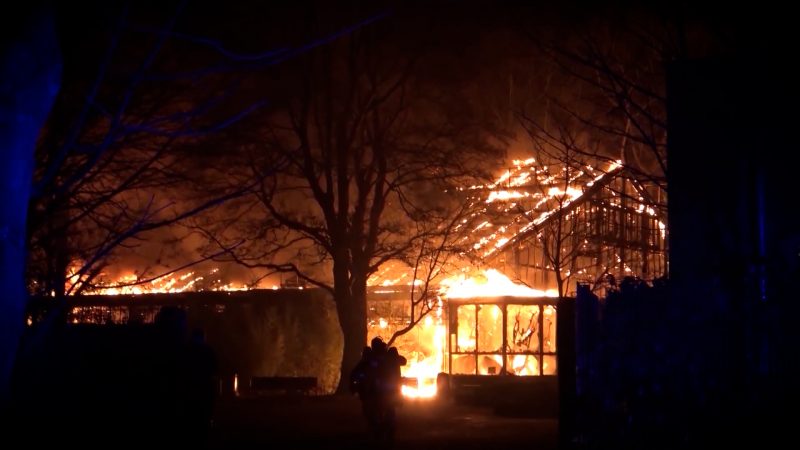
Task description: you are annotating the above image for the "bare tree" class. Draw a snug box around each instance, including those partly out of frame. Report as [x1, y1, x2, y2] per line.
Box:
[27, 4, 251, 298]
[531, 13, 680, 286]
[531, 149, 585, 299]
[0, 3, 61, 405]
[27, 4, 383, 299]
[201, 23, 503, 390]
[481, 11, 677, 292]
[508, 112, 668, 293]
[385, 202, 479, 347]
[514, 8, 681, 219]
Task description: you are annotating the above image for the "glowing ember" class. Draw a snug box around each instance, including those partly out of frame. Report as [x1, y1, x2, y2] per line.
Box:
[366, 260, 415, 287]
[441, 269, 559, 298]
[474, 159, 625, 258]
[486, 190, 528, 203]
[65, 263, 265, 296]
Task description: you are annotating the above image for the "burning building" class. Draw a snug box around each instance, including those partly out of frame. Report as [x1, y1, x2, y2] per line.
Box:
[38, 155, 666, 403]
[365, 268, 565, 412]
[365, 157, 667, 400]
[445, 279, 558, 377]
[471, 158, 667, 295]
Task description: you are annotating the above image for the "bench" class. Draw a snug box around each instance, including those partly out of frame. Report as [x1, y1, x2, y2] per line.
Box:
[249, 376, 317, 394]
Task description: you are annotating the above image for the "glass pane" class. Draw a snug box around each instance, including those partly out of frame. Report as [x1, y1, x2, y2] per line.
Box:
[543, 305, 557, 353]
[543, 355, 558, 375]
[477, 304, 503, 353]
[478, 354, 504, 375]
[507, 304, 540, 353]
[451, 354, 476, 375]
[456, 305, 476, 352]
[506, 354, 540, 376]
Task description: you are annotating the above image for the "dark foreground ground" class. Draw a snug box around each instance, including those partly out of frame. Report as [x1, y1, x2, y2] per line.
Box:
[209, 395, 558, 449]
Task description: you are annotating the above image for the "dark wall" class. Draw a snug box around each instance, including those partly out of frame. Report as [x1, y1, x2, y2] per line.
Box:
[667, 56, 799, 288]
[186, 289, 343, 392]
[10, 289, 342, 443]
[666, 50, 800, 446]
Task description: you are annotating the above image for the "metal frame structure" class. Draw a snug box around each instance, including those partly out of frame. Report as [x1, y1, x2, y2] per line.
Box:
[446, 295, 559, 378]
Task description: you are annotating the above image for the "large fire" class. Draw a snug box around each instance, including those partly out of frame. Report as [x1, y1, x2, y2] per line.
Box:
[387, 269, 557, 399]
[399, 305, 446, 399]
[58, 147, 664, 404]
[62, 159, 580, 399]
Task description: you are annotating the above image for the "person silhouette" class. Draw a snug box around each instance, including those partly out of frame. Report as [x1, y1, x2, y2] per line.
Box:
[350, 346, 373, 396]
[364, 338, 407, 445]
[386, 347, 407, 404]
[352, 337, 401, 444]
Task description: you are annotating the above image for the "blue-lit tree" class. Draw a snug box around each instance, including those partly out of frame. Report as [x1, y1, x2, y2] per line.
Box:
[2, 2, 378, 404]
[0, 4, 61, 407]
[25, 3, 384, 297]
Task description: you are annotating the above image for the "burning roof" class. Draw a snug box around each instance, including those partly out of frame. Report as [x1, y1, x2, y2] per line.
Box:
[461, 158, 624, 260]
[440, 269, 558, 298]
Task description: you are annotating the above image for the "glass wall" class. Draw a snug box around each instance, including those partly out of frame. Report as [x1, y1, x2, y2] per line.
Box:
[450, 300, 557, 376]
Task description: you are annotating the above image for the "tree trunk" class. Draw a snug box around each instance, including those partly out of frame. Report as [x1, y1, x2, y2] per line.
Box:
[333, 261, 368, 394]
[335, 284, 367, 394]
[556, 271, 565, 300]
[0, 5, 61, 406]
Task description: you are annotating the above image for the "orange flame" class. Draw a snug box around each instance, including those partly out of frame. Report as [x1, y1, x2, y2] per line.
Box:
[440, 269, 558, 298]
[398, 296, 446, 399]
[399, 269, 557, 398]
[65, 264, 258, 296]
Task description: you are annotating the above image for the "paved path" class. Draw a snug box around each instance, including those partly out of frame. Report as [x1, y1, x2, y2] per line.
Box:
[209, 395, 558, 449]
